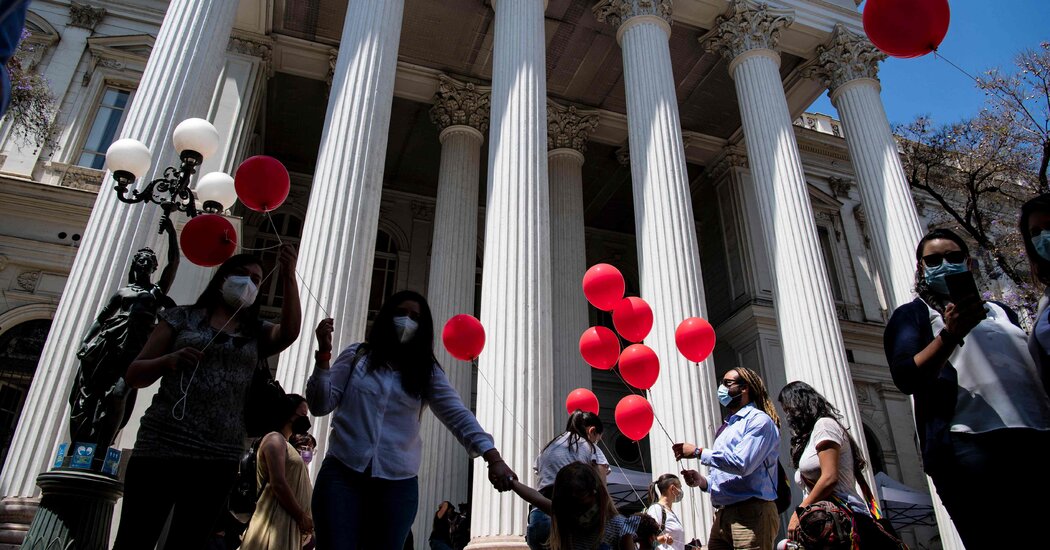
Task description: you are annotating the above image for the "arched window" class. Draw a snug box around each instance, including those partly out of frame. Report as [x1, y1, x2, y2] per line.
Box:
[863, 424, 887, 474]
[368, 230, 399, 322]
[0, 320, 52, 466]
[252, 213, 303, 313]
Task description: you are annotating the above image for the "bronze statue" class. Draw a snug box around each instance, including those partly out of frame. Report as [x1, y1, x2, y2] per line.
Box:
[68, 217, 180, 448]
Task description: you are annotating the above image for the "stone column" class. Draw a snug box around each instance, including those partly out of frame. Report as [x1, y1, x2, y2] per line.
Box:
[0, 0, 238, 499]
[1, 2, 107, 176]
[547, 101, 598, 414]
[806, 26, 959, 549]
[275, 1, 405, 472]
[594, 0, 720, 537]
[414, 76, 489, 549]
[467, 0, 553, 547]
[701, 0, 869, 463]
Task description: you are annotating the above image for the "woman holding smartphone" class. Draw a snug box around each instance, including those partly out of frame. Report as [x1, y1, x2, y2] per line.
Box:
[883, 228, 1050, 548]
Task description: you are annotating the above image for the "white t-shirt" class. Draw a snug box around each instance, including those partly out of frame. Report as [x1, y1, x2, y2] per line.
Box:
[645, 503, 685, 550]
[533, 432, 608, 490]
[794, 417, 868, 515]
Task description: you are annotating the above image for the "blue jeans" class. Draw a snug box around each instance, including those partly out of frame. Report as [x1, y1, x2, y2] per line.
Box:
[312, 457, 419, 550]
[526, 507, 551, 550]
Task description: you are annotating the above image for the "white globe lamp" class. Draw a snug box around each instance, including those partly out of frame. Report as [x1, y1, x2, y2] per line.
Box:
[172, 118, 220, 162]
[105, 138, 153, 184]
[195, 172, 237, 213]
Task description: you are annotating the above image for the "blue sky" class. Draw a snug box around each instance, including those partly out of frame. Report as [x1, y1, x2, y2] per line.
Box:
[806, 0, 1050, 126]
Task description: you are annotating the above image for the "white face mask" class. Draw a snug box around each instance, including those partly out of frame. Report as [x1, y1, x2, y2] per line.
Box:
[221, 275, 258, 309]
[393, 315, 418, 343]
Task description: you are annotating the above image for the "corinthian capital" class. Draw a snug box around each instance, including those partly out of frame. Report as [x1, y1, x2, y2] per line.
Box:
[700, 0, 793, 60]
[802, 24, 886, 90]
[69, 2, 106, 31]
[429, 76, 491, 134]
[593, 0, 673, 29]
[547, 101, 599, 152]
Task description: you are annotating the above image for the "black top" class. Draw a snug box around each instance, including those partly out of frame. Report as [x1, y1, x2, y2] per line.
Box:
[430, 510, 454, 543]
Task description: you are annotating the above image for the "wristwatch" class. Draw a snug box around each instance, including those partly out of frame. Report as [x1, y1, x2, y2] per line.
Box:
[693, 447, 702, 459]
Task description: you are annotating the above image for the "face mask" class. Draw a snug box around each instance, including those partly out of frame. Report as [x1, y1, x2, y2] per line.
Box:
[221, 275, 258, 309]
[393, 315, 418, 344]
[299, 449, 313, 464]
[717, 384, 740, 407]
[1033, 231, 1050, 262]
[292, 415, 311, 435]
[672, 486, 683, 503]
[577, 502, 600, 529]
[923, 260, 968, 296]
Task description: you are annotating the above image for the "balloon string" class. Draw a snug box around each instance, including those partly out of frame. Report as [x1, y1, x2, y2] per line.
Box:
[472, 357, 540, 451]
[598, 439, 647, 507]
[264, 210, 331, 319]
[611, 368, 676, 445]
[932, 49, 982, 85]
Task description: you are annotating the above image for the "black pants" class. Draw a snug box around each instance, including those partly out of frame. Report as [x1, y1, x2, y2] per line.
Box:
[931, 429, 1050, 549]
[112, 455, 239, 550]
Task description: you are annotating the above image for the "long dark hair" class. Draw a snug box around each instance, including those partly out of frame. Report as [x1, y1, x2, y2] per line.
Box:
[913, 228, 970, 311]
[1020, 194, 1050, 287]
[365, 290, 437, 399]
[647, 473, 680, 505]
[542, 410, 603, 456]
[777, 381, 866, 476]
[549, 462, 619, 550]
[193, 253, 264, 332]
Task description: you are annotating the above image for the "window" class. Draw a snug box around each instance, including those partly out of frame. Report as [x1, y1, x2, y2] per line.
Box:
[77, 87, 132, 169]
[252, 213, 303, 311]
[368, 230, 399, 322]
[817, 226, 844, 301]
[0, 320, 52, 467]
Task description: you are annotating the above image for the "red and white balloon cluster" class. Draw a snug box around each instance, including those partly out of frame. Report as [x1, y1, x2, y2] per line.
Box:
[574, 263, 718, 441]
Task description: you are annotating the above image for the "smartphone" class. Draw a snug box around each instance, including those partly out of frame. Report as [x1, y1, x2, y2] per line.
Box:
[945, 270, 980, 304]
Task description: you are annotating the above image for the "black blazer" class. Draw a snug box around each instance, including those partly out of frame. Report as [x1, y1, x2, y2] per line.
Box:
[883, 297, 1020, 476]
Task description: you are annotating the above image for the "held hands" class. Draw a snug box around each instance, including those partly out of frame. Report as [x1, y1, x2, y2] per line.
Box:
[943, 296, 986, 340]
[278, 244, 298, 277]
[166, 348, 203, 372]
[297, 512, 314, 535]
[484, 450, 517, 492]
[672, 442, 698, 460]
[315, 318, 334, 352]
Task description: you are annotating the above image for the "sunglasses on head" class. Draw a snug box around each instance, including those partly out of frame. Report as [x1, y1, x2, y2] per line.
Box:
[922, 250, 967, 267]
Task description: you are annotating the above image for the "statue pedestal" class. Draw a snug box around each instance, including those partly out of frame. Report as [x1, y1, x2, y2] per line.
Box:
[20, 470, 123, 550]
[0, 497, 39, 549]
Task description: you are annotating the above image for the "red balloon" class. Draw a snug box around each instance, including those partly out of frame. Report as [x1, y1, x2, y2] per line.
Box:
[612, 297, 653, 342]
[619, 344, 659, 390]
[863, 0, 950, 59]
[565, 388, 600, 415]
[235, 155, 290, 212]
[579, 326, 621, 370]
[615, 395, 654, 441]
[442, 314, 486, 360]
[675, 317, 716, 363]
[582, 264, 625, 311]
[180, 214, 237, 267]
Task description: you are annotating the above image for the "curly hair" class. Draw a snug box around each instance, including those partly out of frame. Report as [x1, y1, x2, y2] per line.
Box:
[777, 381, 865, 475]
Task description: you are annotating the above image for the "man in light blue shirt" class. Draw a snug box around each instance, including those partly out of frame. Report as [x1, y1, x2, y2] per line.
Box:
[673, 367, 781, 550]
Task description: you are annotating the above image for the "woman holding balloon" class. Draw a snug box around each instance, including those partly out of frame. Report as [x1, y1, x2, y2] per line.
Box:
[305, 290, 517, 550]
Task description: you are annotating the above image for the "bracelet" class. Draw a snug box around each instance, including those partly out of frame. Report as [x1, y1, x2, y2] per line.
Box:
[314, 350, 332, 362]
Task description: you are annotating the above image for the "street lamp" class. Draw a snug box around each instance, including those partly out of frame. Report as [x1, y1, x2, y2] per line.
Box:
[105, 117, 236, 227]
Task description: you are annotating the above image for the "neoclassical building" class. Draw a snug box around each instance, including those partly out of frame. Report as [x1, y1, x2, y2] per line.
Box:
[0, 1, 955, 548]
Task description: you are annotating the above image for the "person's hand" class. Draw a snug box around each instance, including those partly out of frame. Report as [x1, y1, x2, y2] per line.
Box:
[684, 538, 704, 549]
[487, 459, 517, 492]
[297, 512, 314, 535]
[315, 318, 334, 352]
[672, 442, 698, 460]
[943, 297, 986, 340]
[158, 215, 175, 236]
[278, 244, 298, 277]
[166, 348, 203, 372]
[680, 469, 702, 487]
[787, 511, 802, 541]
[657, 534, 673, 545]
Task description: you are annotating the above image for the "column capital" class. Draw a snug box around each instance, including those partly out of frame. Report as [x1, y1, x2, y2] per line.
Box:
[69, 1, 106, 31]
[706, 145, 749, 182]
[616, 144, 630, 166]
[547, 100, 599, 153]
[593, 0, 673, 30]
[430, 75, 491, 135]
[700, 0, 793, 61]
[228, 34, 275, 76]
[802, 24, 885, 91]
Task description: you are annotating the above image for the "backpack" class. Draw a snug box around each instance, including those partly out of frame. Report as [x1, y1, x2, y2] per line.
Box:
[229, 437, 266, 519]
[775, 460, 792, 514]
[795, 498, 855, 549]
[244, 360, 287, 438]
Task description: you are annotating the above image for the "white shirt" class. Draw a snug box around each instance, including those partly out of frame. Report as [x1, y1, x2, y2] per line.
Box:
[645, 503, 684, 550]
[928, 302, 1050, 433]
[306, 344, 495, 480]
[533, 432, 607, 491]
[795, 417, 868, 515]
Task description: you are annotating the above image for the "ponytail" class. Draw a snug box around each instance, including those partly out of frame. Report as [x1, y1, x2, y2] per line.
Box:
[542, 410, 603, 455]
[649, 473, 680, 505]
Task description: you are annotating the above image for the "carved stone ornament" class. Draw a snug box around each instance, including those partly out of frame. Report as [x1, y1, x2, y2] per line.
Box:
[429, 76, 491, 134]
[706, 146, 749, 182]
[802, 24, 885, 91]
[228, 35, 274, 76]
[547, 101, 599, 152]
[593, 0, 673, 29]
[411, 201, 435, 222]
[615, 145, 630, 166]
[326, 48, 339, 88]
[701, 0, 794, 61]
[16, 271, 41, 293]
[0, 254, 8, 272]
[828, 176, 851, 198]
[69, 2, 106, 31]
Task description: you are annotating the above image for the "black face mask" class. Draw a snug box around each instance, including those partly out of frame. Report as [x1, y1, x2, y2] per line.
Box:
[292, 416, 312, 435]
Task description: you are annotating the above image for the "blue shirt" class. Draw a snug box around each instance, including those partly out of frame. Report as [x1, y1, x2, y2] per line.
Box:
[699, 404, 780, 506]
[306, 343, 495, 480]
